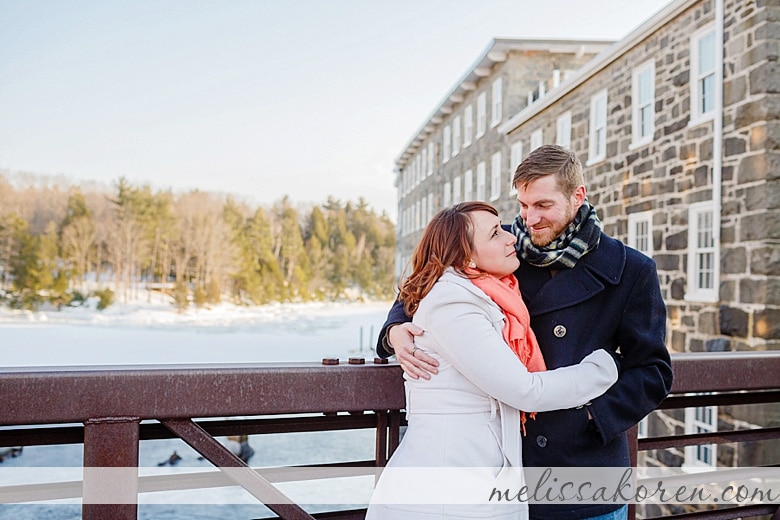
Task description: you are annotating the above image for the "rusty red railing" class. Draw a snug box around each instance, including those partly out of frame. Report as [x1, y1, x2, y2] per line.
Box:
[0, 352, 778, 520]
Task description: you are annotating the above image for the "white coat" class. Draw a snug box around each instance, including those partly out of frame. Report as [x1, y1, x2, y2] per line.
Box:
[366, 268, 619, 519]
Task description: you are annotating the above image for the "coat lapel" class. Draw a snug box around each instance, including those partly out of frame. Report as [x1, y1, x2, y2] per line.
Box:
[521, 233, 626, 316]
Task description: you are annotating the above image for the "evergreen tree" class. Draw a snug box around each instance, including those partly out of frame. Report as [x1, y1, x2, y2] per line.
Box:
[7, 217, 38, 308]
[303, 206, 331, 300]
[274, 197, 311, 300]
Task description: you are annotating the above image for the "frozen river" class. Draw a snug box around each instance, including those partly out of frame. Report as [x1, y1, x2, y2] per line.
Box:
[0, 298, 395, 519]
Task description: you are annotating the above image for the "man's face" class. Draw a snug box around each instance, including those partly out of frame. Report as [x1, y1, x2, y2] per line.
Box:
[515, 175, 585, 247]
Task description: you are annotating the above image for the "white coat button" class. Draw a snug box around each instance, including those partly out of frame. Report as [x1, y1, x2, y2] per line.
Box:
[553, 325, 567, 338]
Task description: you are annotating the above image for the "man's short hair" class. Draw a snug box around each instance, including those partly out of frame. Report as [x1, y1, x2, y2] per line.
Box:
[512, 144, 584, 197]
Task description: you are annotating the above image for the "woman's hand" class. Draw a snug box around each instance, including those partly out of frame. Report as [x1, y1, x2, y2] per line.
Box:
[389, 322, 439, 380]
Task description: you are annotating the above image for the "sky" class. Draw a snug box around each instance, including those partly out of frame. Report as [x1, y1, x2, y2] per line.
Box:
[1, 0, 674, 221]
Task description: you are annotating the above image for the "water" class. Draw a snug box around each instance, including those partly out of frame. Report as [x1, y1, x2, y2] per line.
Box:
[0, 300, 394, 519]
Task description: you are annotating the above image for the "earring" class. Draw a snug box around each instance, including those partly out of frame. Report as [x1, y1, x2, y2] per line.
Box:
[468, 260, 476, 268]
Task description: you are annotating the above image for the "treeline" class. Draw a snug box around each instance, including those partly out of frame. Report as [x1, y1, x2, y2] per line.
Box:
[0, 173, 397, 310]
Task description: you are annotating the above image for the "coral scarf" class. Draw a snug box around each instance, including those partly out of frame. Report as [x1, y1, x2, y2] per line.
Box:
[466, 269, 547, 433]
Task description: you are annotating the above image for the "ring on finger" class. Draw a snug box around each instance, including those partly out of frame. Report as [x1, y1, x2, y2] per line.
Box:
[411, 346, 419, 357]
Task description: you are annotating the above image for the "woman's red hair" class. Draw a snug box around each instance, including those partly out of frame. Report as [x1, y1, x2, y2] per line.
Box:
[399, 201, 499, 316]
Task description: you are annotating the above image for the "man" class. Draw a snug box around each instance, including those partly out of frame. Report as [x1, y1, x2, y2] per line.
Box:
[376, 144, 673, 520]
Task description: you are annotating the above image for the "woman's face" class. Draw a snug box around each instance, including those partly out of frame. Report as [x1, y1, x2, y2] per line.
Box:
[468, 210, 520, 277]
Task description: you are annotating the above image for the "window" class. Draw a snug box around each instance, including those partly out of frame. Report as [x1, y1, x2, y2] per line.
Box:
[628, 211, 653, 257]
[510, 142, 523, 195]
[476, 92, 487, 138]
[690, 24, 716, 125]
[427, 142, 434, 176]
[427, 193, 434, 222]
[463, 105, 473, 147]
[530, 129, 543, 152]
[684, 405, 718, 468]
[414, 154, 422, 186]
[588, 89, 608, 164]
[452, 116, 461, 157]
[637, 416, 649, 439]
[686, 201, 719, 302]
[420, 194, 427, 226]
[442, 125, 451, 164]
[443, 181, 452, 208]
[452, 175, 462, 204]
[421, 147, 428, 179]
[632, 60, 655, 147]
[491, 78, 503, 127]
[490, 152, 502, 201]
[414, 199, 421, 231]
[476, 162, 486, 201]
[464, 169, 473, 201]
[556, 111, 572, 149]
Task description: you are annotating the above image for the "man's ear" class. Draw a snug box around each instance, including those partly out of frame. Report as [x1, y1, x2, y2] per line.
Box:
[572, 185, 586, 209]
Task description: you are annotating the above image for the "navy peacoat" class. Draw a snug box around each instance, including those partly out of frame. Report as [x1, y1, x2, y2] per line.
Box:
[377, 230, 673, 520]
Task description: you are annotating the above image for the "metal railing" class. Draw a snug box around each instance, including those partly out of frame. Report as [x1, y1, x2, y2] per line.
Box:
[0, 352, 778, 520]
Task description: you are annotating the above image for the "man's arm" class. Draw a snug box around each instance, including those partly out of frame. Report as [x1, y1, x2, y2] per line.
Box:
[587, 258, 674, 445]
[376, 299, 439, 379]
[375, 299, 411, 358]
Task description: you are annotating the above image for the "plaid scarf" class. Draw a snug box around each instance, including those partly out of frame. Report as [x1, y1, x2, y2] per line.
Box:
[511, 201, 603, 268]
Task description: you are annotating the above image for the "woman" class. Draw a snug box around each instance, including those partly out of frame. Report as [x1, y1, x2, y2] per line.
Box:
[366, 202, 619, 519]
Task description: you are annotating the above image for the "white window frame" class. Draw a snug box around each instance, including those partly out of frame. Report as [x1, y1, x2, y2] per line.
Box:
[684, 405, 718, 469]
[442, 125, 451, 164]
[631, 60, 656, 148]
[463, 104, 473, 148]
[587, 89, 608, 165]
[510, 141, 523, 195]
[556, 111, 572, 149]
[476, 161, 486, 201]
[464, 169, 473, 201]
[452, 116, 461, 157]
[637, 416, 649, 439]
[427, 142, 434, 176]
[530, 129, 543, 152]
[452, 175, 462, 205]
[476, 92, 487, 138]
[690, 24, 716, 126]
[627, 210, 653, 257]
[686, 200, 719, 302]
[420, 194, 427, 227]
[491, 78, 503, 127]
[443, 181, 452, 208]
[427, 193, 434, 222]
[490, 152, 502, 201]
[414, 199, 421, 231]
[421, 147, 428, 180]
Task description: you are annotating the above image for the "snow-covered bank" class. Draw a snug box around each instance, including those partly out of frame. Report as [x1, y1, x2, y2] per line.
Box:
[0, 298, 394, 367]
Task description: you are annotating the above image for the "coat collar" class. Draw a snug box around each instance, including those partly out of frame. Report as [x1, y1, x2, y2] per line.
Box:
[521, 233, 626, 315]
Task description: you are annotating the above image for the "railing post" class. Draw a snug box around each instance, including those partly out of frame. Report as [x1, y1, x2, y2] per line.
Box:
[374, 411, 389, 467]
[82, 417, 140, 520]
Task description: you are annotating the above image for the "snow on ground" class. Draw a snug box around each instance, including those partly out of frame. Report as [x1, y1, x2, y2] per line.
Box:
[0, 294, 394, 366]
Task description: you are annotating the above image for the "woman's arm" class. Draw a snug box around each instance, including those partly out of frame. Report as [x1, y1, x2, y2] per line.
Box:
[421, 289, 618, 412]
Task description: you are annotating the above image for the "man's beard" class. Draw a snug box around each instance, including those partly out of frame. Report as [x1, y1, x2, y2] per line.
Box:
[529, 204, 575, 247]
[529, 222, 568, 247]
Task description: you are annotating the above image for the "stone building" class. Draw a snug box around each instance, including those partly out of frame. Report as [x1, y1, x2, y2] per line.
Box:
[393, 0, 778, 474]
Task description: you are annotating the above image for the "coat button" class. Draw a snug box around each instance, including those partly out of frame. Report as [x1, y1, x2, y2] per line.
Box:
[536, 435, 548, 448]
[553, 325, 567, 338]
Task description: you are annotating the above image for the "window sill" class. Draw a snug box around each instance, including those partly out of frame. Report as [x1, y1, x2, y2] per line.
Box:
[688, 112, 715, 129]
